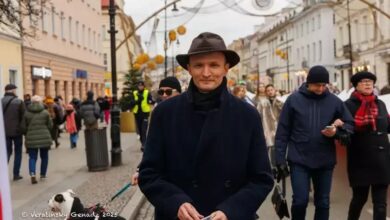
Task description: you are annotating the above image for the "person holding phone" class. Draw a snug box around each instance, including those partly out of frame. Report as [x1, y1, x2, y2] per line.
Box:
[275, 65, 354, 220]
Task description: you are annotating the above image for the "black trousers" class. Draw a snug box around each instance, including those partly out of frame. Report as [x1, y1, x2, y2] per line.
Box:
[134, 112, 149, 149]
[348, 184, 388, 220]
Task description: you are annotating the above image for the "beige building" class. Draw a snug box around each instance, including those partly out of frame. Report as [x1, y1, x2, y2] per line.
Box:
[22, 0, 105, 103]
[0, 27, 23, 98]
[334, 0, 390, 90]
[101, 0, 143, 97]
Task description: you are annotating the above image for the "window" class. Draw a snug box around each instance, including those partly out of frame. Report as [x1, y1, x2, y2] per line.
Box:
[312, 17, 315, 31]
[313, 42, 316, 62]
[88, 28, 91, 49]
[301, 23, 304, 37]
[82, 24, 85, 47]
[102, 25, 106, 40]
[9, 69, 17, 85]
[60, 12, 64, 39]
[297, 48, 300, 63]
[339, 26, 343, 48]
[354, 19, 359, 45]
[75, 21, 79, 44]
[306, 21, 310, 34]
[363, 16, 368, 41]
[319, 41, 322, 61]
[103, 53, 107, 66]
[333, 39, 337, 58]
[318, 14, 321, 29]
[51, 6, 56, 35]
[41, 4, 47, 31]
[68, 17, 73, 42]
[93, 31, 96, 51]
[307, 45, 310, 61]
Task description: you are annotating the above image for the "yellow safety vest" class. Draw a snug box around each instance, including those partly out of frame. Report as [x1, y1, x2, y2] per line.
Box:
[132, 90, 151, 114]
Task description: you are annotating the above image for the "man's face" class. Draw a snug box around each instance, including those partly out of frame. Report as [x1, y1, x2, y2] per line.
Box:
[137, 84, 145, 91]
[265, 86, 276, 98]
[158, 86, 179, 101]
[307, 83, 327, 95]
[187, 52, 229, 93]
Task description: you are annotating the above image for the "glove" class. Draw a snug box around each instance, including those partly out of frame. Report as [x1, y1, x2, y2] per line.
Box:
[276, 164, 290, 182]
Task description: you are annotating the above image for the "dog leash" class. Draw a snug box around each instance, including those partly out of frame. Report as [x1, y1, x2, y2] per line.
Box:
[94, 182, 133, 209]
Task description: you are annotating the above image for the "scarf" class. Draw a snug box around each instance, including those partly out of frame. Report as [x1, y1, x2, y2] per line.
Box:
[65, 109, 78, 134]
[190, 77, 227, 112]
[352, 91, 378, 132]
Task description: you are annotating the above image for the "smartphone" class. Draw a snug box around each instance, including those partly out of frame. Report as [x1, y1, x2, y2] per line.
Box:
[325, 126, 334, 130]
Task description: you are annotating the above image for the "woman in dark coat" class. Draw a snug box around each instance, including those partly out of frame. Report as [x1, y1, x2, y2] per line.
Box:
[344, 71, 390, 220]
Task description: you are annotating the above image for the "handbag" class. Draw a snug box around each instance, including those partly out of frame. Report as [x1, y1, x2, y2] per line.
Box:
[271, 177, 290, 219]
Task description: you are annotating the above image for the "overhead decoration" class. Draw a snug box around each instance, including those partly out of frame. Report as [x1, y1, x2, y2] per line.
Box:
[154, 55, 165, 64]
[177, 25, 186, 35]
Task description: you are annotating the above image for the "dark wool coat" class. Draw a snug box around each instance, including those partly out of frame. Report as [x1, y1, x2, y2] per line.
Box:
[275, 83, 354, 169]
[345, 95, 390, 186]
[138, 88, 274, 220]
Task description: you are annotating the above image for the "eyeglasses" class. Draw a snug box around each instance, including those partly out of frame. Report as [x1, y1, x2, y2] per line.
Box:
[358, 79, 374, 84]
[158, 88, 176, 96]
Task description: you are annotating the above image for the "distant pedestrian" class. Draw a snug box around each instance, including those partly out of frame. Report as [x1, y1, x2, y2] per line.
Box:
[24, 94, 31, 108]
[102, 96, 111, 124]
[130, 81, 154, 149]
[96, 96, 105, 123]
[344, 71, 390, 220]
[44, 96, 62, 148]
[252, 83, 266, 106]
[2, 84, 25, 181]
[63, 104, 82, 149]
[275, 65, 354, 220]
[21, 95, 53, 184]
[80, 91, 100, 130]
[257, 84, 283, 169]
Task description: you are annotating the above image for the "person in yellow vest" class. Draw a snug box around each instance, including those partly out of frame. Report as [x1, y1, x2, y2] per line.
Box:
[132, 81, 154, 150]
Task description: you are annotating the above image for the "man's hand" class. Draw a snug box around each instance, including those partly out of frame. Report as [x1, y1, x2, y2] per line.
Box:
[276, 164, 290, 182]
[131, 172, 139, 185]
[332, 119, 344, 127]
[178, 203, 204, 220]
[209, 211, 227, 220]
[321, 125, 337, 137]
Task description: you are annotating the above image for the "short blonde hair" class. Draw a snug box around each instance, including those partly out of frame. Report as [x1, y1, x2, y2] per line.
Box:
[31, 95, 43, 103]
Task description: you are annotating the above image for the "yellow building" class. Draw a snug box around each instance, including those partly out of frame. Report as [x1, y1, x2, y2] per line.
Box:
[0, 33, 23, 98]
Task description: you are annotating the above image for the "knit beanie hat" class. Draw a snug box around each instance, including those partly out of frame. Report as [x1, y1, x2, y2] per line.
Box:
[306, 65, 329, 84]
[87, 91, 94, 99]
[159, 77, 182, 93]
[350, 71, 376, 87]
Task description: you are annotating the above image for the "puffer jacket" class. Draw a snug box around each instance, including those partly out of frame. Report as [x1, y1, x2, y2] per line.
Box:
[79, 100, 100, 125]
[22, 102, 53, 148]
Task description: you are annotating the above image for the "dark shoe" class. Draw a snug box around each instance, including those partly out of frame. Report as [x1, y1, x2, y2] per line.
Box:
[55, 141, 60, 148]
[31, 176, 37, 184]
[13, 175, 23, 181]
[40, 175, 46, 181]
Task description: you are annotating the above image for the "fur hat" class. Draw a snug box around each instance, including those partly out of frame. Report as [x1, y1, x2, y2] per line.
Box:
[351, 71, 376, 87]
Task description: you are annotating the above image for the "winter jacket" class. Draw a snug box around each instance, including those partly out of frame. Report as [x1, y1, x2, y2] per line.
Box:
[22, 103, 53, 148]
[275, 83, 354, 169]
[139, 87, 273, 220]
[79, 100, 100, 126]
[1, 93, 25, 137]
[257, 97, 283, 147]
[345, 95, 390, 186]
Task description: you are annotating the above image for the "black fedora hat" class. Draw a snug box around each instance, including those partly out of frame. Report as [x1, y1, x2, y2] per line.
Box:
[176, 32, 240, 70]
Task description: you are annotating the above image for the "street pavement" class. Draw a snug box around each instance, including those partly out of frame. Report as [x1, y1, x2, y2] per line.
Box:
[134, 147, 390, 220]
[8, 122, 143, 220]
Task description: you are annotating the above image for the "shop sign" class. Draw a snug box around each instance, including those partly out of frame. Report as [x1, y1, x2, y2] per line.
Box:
[75, 69, 88, 79]
[31, 66, 52, 79]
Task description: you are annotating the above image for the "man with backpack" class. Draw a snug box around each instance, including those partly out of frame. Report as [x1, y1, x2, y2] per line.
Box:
[80, 91, 100, 130]
[2, 84, 25, 181]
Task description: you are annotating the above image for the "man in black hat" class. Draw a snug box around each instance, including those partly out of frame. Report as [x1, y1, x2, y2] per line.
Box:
[131, 81, 154, 150]
[139, 32, 273, 220]
[2, 84, 25, 181]
[275, 65, 354, 220]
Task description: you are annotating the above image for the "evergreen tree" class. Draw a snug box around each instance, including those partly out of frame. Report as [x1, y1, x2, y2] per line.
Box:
[119, 67, 143, 111]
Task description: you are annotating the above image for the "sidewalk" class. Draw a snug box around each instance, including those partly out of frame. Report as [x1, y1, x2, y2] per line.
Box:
[9, 122, 143, 220]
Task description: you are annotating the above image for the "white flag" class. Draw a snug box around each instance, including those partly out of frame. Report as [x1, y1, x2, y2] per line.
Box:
[0, 103, 13, 219]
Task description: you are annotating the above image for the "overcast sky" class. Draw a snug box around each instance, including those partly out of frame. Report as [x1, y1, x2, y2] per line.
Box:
[123, 0, 294, 56]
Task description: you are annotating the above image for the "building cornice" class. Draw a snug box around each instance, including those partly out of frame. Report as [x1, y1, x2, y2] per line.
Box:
[23, 46, 105, 70]
[0, 32, 22, 44]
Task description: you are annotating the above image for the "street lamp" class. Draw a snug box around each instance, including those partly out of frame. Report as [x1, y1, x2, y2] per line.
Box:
[109, 0, 122, 166]
[164, 0, 168, 77]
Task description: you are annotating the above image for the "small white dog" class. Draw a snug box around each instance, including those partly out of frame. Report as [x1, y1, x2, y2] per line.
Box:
[48, 189, 125, 220]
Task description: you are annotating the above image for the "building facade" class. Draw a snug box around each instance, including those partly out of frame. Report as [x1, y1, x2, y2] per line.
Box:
[334, 0, 390, 90]
[0, 31, 23, 98]
[22, 0, 105, 103]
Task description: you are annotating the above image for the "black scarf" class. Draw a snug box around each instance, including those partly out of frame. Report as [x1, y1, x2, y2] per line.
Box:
[189, 77, 227, 112]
